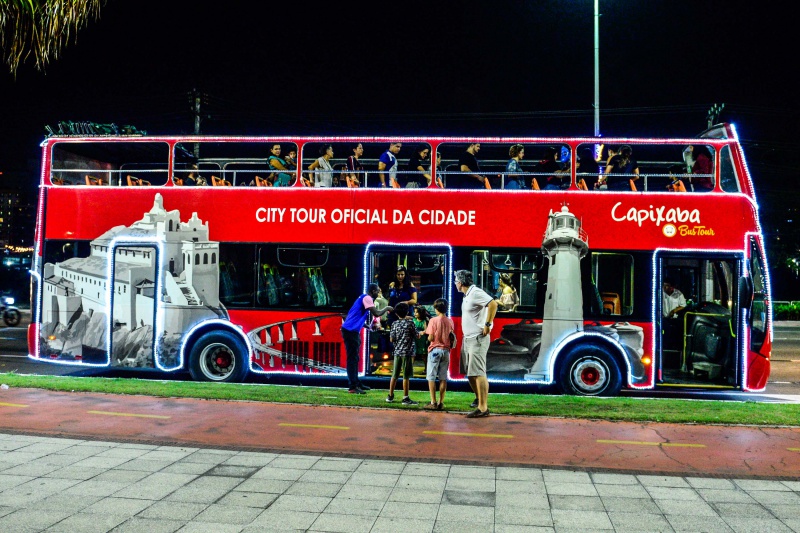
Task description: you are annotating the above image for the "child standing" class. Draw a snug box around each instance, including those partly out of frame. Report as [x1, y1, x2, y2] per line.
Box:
[413, 306, 431, 364]
[423, 298, 455, 410]
[386, 302, 419, 405]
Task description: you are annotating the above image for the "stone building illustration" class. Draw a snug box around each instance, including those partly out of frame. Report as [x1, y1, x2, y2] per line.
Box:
[40, 194, 225, 367]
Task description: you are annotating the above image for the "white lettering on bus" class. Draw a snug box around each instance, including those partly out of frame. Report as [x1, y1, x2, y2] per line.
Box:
[418, 210, 476, 225]
[289, 208, 327, 223]
[255, 207, 286, 223]
[611, 202, 700, 228]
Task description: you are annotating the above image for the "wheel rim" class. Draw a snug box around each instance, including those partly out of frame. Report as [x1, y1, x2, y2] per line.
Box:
[4, 310, 20, 326]
[570, 357, 609, 394]
[199, 342, 236, 381]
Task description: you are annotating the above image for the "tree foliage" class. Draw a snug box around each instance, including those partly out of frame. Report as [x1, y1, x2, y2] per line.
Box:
[0, 0, 105, 76]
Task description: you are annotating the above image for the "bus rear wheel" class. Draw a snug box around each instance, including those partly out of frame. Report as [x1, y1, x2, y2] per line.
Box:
[559, 345, 622, 397]
[188, 330, 248, 383]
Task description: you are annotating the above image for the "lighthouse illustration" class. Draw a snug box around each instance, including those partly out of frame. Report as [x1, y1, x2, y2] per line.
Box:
[527, 205, 589, 378]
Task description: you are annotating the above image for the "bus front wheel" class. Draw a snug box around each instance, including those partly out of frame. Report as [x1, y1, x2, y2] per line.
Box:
[188, 330, 248, 383]
[559, 344, 622, 397]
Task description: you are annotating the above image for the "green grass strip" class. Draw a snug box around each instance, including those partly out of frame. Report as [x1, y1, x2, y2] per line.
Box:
[1, 373, 798, 427]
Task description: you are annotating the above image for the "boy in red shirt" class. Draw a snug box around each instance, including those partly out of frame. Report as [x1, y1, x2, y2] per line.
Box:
[423, 298, 455, 410]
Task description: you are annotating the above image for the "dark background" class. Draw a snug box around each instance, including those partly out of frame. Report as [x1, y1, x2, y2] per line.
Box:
[2, 0, 799, 296]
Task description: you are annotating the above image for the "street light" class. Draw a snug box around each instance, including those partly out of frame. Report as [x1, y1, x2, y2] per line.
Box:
[594, 0, 600, 137]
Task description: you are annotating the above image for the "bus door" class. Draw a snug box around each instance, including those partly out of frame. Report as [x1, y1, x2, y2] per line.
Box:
[657, 252, 742, 389]
[109, 243, 160, 369]
[366, 246, 450, 377]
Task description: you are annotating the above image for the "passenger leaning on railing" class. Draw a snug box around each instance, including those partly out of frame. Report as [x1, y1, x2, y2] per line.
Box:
[378, 142, 402, 188]
[457, 143, 490, 189]
[505, 144, 527, 189]
[540, 146, 570, 190]
[684, 144, 714, 192]
[268, 143, 294, 187]
[599, 144, 639, 191]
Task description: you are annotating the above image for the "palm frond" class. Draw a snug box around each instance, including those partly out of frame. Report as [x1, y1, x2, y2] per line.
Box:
[0, 0, 105, 76]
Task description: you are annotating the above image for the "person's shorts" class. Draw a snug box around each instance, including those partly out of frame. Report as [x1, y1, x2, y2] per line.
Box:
[426, 348, 450, 382]
[462, 335, 489, 377]
[391, 355, 414, 380]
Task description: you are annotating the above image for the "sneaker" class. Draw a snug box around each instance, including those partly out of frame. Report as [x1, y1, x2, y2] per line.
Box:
[401, 397, 419, 406]
[436, 402, 444, 411]
[424, 402, 438, 410]
[385, 393, 394, 403]
[470, 398, 479, 409]
[357, 383, 371, 391]
[348, 388, 366, 395]
[466, 409, 489, 418]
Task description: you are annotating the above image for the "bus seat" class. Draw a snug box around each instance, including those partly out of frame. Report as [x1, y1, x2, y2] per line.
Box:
[436, 176, 444, 188]
[390, 178, 401, 189]
[601, 292, 621, 315]
[531, 177, 540, 190]
[668, 179, 687, 192]
[629, 179, 637, 191]
[172, 176, 184, 186]
[51, 176, 65, 186]
[212, 175, 231, 187]
[577, 179, 588, 191]
[484, 177, 492, 189]
[127, 175, 150, 186]
[85, 175, 104, 186]
[255, 175, 272, 187]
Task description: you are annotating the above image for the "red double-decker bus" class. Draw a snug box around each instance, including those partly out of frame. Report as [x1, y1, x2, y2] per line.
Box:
[27, 123, 771, 396]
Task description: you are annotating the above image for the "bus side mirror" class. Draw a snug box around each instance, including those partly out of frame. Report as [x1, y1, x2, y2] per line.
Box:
[739, 275, 754, 310]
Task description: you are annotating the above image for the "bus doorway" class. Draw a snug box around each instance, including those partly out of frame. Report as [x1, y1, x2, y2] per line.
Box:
[366, 247, 450, 378]
[658, 253, 741, 389]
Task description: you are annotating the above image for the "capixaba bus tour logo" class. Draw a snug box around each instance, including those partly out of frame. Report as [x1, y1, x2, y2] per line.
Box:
[611, 202, 714, 238]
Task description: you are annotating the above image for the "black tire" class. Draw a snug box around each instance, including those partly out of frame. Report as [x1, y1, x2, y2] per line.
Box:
[3, 309, 21, 327]
[559, 343, 623, 396]
[188, 330, 249, 383]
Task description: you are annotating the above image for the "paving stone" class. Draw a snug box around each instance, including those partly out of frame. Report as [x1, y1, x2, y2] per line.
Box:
[647, 487, 702, 501]
[44, 465, 107, 480]
[311, 458, 362, 472]
[267, 455, 320, 470]
[686, 477, 736, 490]
[380, 501, 439, 520]
[174, 522, 244, 533]
[496, 466, 544, 481]
[698, 489, 757, 503]
[448, 465, 495, 479]
[665, 514, 734, 532]
[137, 501, 208, 521]
[95, 448, 152, 460]
[721, 517, 793, 533]
[45, 511, 129, 533]
[250, 466, 306, 481]
[441, 489, 495, 507]
[109, 516, 185, 533]
[388, 487, 444, 504]
[325, 496, 384, 517]
[542, 470, 592, 484]
[192, 503, 262, 524]
[657, 498, 718, 516]
[748, 490, 800, 506]
[222, 453, 277, 467]
[608, 511, 674, 532]
[309, 512, 375, 533]
[550, 509, 613, 530]
[496, 479, 546, 495]
[206, 465, 259, 478]
[0, 508, 72, 530]
[371, 516, 435, 533]
[216, 491, 278, 509]
[285, 481, 342, 497]
[637, 475, 690, 488]
[590, 473, 639, 485]
[348, 471, 399, 487]
[82, 496, 154, 516]
[494, 506, 554, 527]
[544, 481, 598, 497]
[594, 483, 651, 498]
[437, 503, 494, 523]
[402, 462, 450, 478]
[166, 475, 245, 503]
[355, 460, 406, 474]
[548, 494, 604, 511]
[297, 469, 351, 485]
[734, 479, 791, 492]
[600, 496, 661, 514]
[444, 477, 495, 492]
[248, 508, 319, 530]
[233, 478, 293, 494]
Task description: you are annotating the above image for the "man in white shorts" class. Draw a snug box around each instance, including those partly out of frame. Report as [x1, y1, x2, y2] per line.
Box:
[454, 269, 497, 418]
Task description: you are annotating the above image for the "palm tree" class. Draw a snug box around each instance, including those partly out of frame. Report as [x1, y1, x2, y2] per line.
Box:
[0, 0, 105, 76]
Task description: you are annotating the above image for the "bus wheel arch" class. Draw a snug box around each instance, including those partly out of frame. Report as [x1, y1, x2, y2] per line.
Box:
[556, 339, 624, 397]
[184, 324, 250, 383]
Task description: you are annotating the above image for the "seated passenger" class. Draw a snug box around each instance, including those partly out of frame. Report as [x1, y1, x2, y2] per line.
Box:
[540, 146, 569, 190]
[577, 147, 600, 190]
[684, 145, 714, 192]
[505, 144, 527, 189]
[494, 273, 519, 311]
[599, 144, 639, 191]
[285, 148, 298, 170]
[268, 144, 294, 187]
[666, 164, 688, 192]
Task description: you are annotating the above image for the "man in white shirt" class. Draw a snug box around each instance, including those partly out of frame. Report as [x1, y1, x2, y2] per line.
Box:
[662, 278, 686, 318]
[454, 269, 497, 418]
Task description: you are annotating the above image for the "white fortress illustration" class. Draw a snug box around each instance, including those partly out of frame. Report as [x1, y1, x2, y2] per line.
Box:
[40, 194, 224, 366]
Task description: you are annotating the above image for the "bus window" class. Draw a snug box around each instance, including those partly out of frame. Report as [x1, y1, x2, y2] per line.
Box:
[719, 146, 740, 193]
[470, 250, 543, 313]
[51, 141, 169, 186]
[218, 244, 256, 308]
[592, 253, 634, 316]
[256, 245, 348, 309]
[750, 238, 767, 351]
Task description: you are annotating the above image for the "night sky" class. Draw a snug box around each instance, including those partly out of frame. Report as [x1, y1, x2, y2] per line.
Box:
[1, 1, 797, 183]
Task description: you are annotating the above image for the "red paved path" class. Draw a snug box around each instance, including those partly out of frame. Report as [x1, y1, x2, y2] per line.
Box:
[1, 387, 799, 480]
